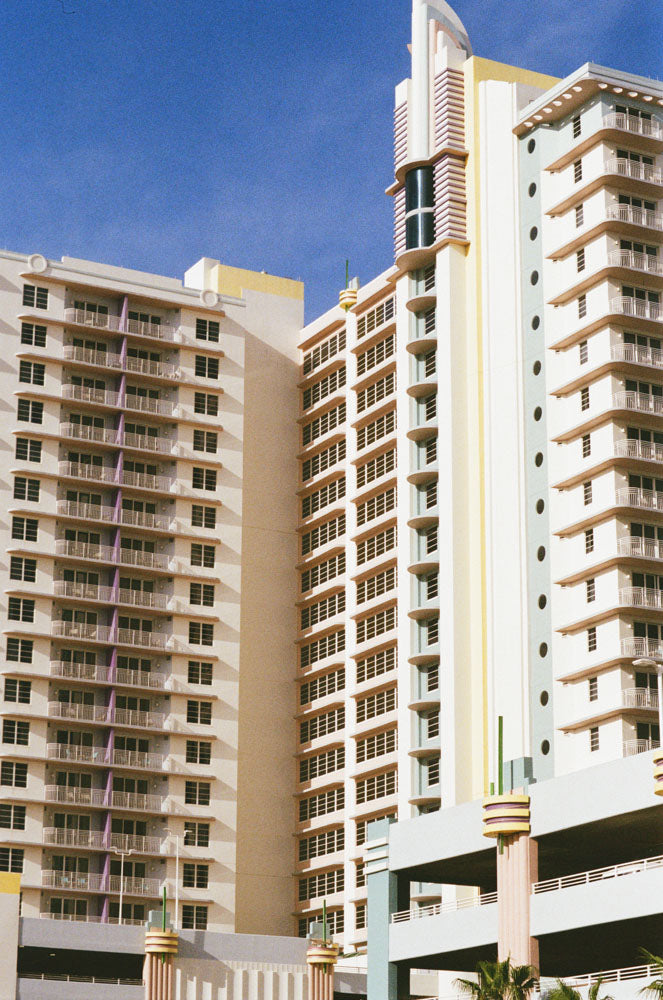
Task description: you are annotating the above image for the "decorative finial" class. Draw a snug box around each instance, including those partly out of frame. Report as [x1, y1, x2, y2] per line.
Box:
[339, 260, 358, 311]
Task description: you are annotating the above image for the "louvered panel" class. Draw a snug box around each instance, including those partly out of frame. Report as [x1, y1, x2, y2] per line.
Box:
[394, 187, 406, 257]
[434, 156, 466, 241]
[394, 102, 408, 171]
[434, 70, 466, 150]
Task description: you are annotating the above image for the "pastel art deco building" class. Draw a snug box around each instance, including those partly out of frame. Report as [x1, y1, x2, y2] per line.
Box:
[0, 250, 303, 938]
[295, 0, 663, 980]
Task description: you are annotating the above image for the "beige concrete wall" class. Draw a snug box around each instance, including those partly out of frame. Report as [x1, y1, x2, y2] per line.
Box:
[0, 874, 20, 1000]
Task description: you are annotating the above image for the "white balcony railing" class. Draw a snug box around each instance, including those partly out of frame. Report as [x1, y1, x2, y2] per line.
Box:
[38, 913, 145, 927]
[47, 702, 109, 723]
[615, 438, 663, 464]
[109, 790, 164, 812]
[112, 707, 166, 729]
[44, 786, 107, 806]
[619, 586, 663, 609]
[50, 622, 113, 642]
[118, 548, 170, 570]
[56, 500, 116, 523]
[391, 891, 498, 923]
[41, 868, 161, 896]
[53, 581, 114, 603]
[58, 463, 178, 495]
[612, 390, 663, 415]
[54, 540, 115, 562]
[603, 112, 663, 141]
[608, 249, 663, 275]
[42, 827, 106, 849]
[109, 832, 163, 853]
[620, 637, 663, 658]
[124, 355, 179, 379]
[62, 384, 120, 407]
[540, 963, 662, 993]
[111, 748, 165, 770]
[45, 743, 165, 770]
[605, 157, 663, 187]
[611, 342, 663, 369]
[611, 297, 663, 322]
[607, 203, 663, 232]
[58, 462, 117, 485]
[49, 660, 166, 689]
[615, 487, 663, 512]
[124, 394, 175, 417]
[623, 738, 660, 756]
[60, 423, 119, 445]
[617, 535, 663, 560]
[122, 432, 173, 455]
[118, 508, 174, 531]
[115, 629, 166, 650]
[622, 687, 659, 709]
[64, 306, 178, 343]
[115, 667, 166, 689]
[120, 468, 176, 493]
[63, 344, 123, 369]
[533, 852, 663, 894]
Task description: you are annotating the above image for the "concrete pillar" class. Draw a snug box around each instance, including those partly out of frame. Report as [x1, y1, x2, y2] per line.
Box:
[496, 833, 538, 967]
[0, 874, 20, 1000]
[306, 943, 338, 1000]
[366, 818, 409, 1000]
[144, 926, 178, 1000]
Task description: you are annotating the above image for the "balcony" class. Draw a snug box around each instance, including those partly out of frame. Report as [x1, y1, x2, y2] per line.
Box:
[55, 500, 116, 524]
[617, 535, 663, 560]
[45, 744, 165, 770]
[42, 828, 106, 849]
[622, 687, 659, 710]
[612, 389, 663, 415]
[124, 355, 179, 380]
[53, 581, 169, 611]
[44, 785, 164, 812]
[112, 706, 166, 729]
[533, 851, 663, 894]
[63, 343, 180, 380]
[623, 738, 660, 755]
[607, 249, 663, 277]
[615, 438, 663, 465]
[51, 622, 113, 642]
[49, 660, 166, 690]
[615, 486, 663, 513]
[610, 297, 662, 324]
[117, 507, 175, 531]
[618, 586, 663, 610]
[63, 344, 123, 369]
[62, 384, 120, 407]
[37, 913, 145, 927]
[611, 342, 663, 370]
[60, 423, 119, 446]
[58, 462, 117, 486]
[122, 432, 173, 455]
[47, 702, 110, 723]
[124, 394, 175, 417]
[41, 869, 162, 896]
[620, 637, 663, 658]
[605, 157, 663, 187]
[603, 112, 663, 142]
[392, 891, 498, 924]
[54, 538, 172, 571]
[606, 203, 663, 233]
[63, 307, 179, 344]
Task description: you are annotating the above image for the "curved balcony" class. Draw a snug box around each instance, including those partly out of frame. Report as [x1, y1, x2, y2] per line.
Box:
[618, 586, 663, 610]
[617, 535, 663, 561]
[606, 203, 663, 233]
[62, 385, 120, 407]
[622, 687, 659, 710]
[613, 389, 663, 415]
[49, 660, 166, 690]
[603, 112, 663, 142]
[624, 738, 659, 756]
[615, 438, 663, 465]
[616, 486, 663, 513]
[610, 297, 662, 325]
[605, 157, 663, 188]
[621, 637, 663, 658]
[607, 249, 663, 278]
[611, 342, 663, 371]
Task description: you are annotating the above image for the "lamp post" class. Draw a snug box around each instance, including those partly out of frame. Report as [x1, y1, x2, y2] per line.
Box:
[633, 654, 663, 747]
[163, 830, 179, 930]
[111, 846, 135, 926]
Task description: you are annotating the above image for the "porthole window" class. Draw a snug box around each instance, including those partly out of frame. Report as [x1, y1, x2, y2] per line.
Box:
[536, 499, 545, 514]
[535, 452, 544, 467]
[537, 546, 546, 561]
[541, 739, 550, 755]
[533, 361, 541, 375]
[530, 226, 538, 241]
[528, 182, 537, 197]
[534, 406, 542, 421]
[527, 138, 536, 154]
[531, 271, 539, 286]
[540, 690, 549, 706]
[539, 642, 548, 657]
[538, 594, 547, 609]
[531, 315, 540, 331]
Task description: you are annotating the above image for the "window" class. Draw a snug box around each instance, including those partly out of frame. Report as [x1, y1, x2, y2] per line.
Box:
[195, 318, 220, 342]
[194, 356, 219, 379]
[587, 626, 597, 652]
[302, 330, 346, 376]
[12, 517, 38, 541]
[426, 618, 439, 645]
[356, 606, 396, 643]
[0, 762, 27, 787]
[589, 726, 599, 752]
[300, 707, 345, 744]
[573, 159, 583, 183]
[8, 598, 35, 622]
[300, 629, 345, 668]
[302, 440, 346, 482]
[184, 781, 210, 805]
[0, 804, 26, 829]
[301, 593, 345, 630]
[579, 340, 588, 364]
[301, 514, 345, 556]
[356, 297, 395, 339]
[189, 583, 215, 607]
[356, 646, 396, 684]
[426, 711, 440, 738]
[190, 543, 215, 568]
[583, 481, 593, 505]
[576, 248, 586, 272]
[183, 822, 210, 847]
[187, 701, 212, 725]
[298, 828, 344, 862]
[193, 430, 218, 454]
[356, 372, 395, 414]
[297, 910, 344, 939]
[194, 392, 219, 416]
[298, 868, 344, 901]
[303, 367, 347, 410]
[578, 294, 587, 319]
[585, 528, 594, 554]
[299, 747, 345, 782]
[185, 740, 212, 765]
[182, 905, 208, 930]
[302, 478, 346, 519]
[17, 399, 43, 424]
[21, 323, 47, 347]
[580, 386, 590, 411]
[23, 284, 48, 309]
[2, 720, 29, 745]
[303, 403, 346, 446]
[19, 361, 45, 385]
[586, 578, 595, 602]
[356, 448, 395, 489]
[575, 204, 584, 228]
[426, 572, 438, 600]
[10, 557, 37, 583]
[7, 638, 32, 663]
[356, 770, 397, 805]
[4, 679, 31, 703]
[188, 622, 214, 646]
[298, 788, 344, 821]
[301, 553, 345, 593]
[187, 661, 213, 686]
[582, 434, 591, 458]
[0, 848, 24, 873]
[356, 729, 397, 763]
[356, 526, 396, 566]
[13, 477, 40, 502]
[425, 437, 437, 464]
[425, 757, 440, 786]
[356, 567, 395, 604]
[15, 438, 41, 466]
[356, 688, 396, 723]
[589, 676, 598, 701]
[356, 410, 396, 451]
[425, 482, 437, 509]
[191, 505, 216, 529]
[572, 114, 582, 139]
[192, 467, 217, 491]
[182, 864, 209, 889]
[356, 334, 394, 377]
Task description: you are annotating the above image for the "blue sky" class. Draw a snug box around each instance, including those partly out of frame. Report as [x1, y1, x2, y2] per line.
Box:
[0, 0, 661, 322]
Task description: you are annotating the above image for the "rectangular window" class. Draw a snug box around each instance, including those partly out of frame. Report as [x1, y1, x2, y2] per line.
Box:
[12, 517, 38, 541]
[23, 285, 48, 309]
[7, 638, 33, 663]
[356, 371, 395, 414]
[4, 679, 31, 703]
[21, 323, 47, 347]
[572, 114, 582, 139]
[302, 330, 346, 376]
[192, 467, 217, 491]
[575, 204, 584, 228]
[190, 544, 215, 568]
[0, 762, 27, 787]
[186, 701, 213, 725]
[356, 646, 396, 684]
[578, 294, 587, 319]
[182, 905, 208, 930]
[188, 622, 214, 646]
[583, 481, 593, 505]
[194, 392, 219, 416]
[191, 505, 216, 529]
[356, 688, 396, 723]
[193, 430, 218, 454]
[300, 668, 345, 706]
[356, 448, 395, 490]
[586, 578, 595, 602]
[303, 403, 347, 446]
[194, 356, 219, 379]
[301, 592, 346, 630]
[356, 296, 395, 339]
[189, 583, 215, 606]
[590, 726, 599, 752]
[183, 822, 210, 848]
[19, 361, 46, 385]
[587, 626, 597, 652]
[0, 804, 26, 829]
[187, 661, 213, 686]
[585, 528, 594, 554]
[302, 367, 347, 411]
[302, 440, 346, 482]
[184, 781, 210, 806]
[356, 526, 396, 566]
[356, 334, 395, 377]
[580, 386, 590, 411]
[2, 720, 29, 745]
[17, 400, 43, 424]
[573, 159, 583, 183]
[301, 514, 346, 557]
[185, 740, 212, 765]
[9, 557, 37, 582]
[582, 434, 591, 458]
[0, 848, 24, 873]
[13, 477, 40, 502]
[579, 340, 588, 364]
[589, 676, 598, 701]
[356, 410, 396, 451]
[355, 770, 397, 805]
[356, 606, 396, 644]
[15, 438, 41, 462]
[299, 707, 345, 744]
[299, 629, 345, 669]
[7, 598, 35, 622]
[577, 248, 586, 272]
[301, 553, 346, 593]
[195, 318, 220, 342]
[301, 478, 345, 519]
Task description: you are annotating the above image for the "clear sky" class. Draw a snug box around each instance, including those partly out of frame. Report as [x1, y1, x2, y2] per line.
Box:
[1, 0, 662, 322]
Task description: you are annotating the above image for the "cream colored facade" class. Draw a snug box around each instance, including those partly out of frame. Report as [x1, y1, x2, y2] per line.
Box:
[0, 249, 302, 935]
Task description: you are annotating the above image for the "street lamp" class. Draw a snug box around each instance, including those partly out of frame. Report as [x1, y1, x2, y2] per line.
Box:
[111, 847, 135, 926]
[633, 653, 663, 747]
[163, 829, 180, 930]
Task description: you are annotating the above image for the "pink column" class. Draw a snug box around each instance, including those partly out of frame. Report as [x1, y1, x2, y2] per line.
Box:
[496, 832, 539, 967]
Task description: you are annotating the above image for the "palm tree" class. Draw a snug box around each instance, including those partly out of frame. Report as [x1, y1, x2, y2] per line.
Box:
[454, 958, 538, 1000]
[543, 976, 614, 1000]
[638, 948, 663, 998]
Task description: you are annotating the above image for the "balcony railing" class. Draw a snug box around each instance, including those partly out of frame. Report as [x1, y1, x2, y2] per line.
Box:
[533, 851, 663, 894]
[611, 297, 662, 322]
[38, 913, 145, 927]
[607, 204, 663, 232]
[51, 622, 113, 642]
[112, 707, 166, 729]
[608, 249, 663, 275]
[43, 826, 162, 855]
[611, 342, 663, 369]
[124, 394, 175, 417]
[111, 748, 165, 769]
[615, 487, 663, 512]
[41, 869, 161, 896]
[58, 462, 117, 485]
[63, 344, 123, 369]
[119, 468, 177, 493]
[60, 423, 119, 445]
[44, 785, 165, 812]
[623, 738, 660, 756]
[619, 586, 663, 609]
[54, 538, 172, 571]
[122, 432, 173, 455]
[62, 384, 120, 407]
[612, 390, 663, 415]
[118, 548, 170, 570]
[53, 581, 169, 610]
[392, 891, 498, 923]
[124, 355, 179, 379]
[47, 702, 109, 723]
[115, 628, 166, 650]
[49, 660, 166, 689]
[603, 112, 663, 141]
[108, 790, 164, 812]
[64, 306, 178, 343]
[605, 157, 663, 186]
[118, 508, 175, 531]
[56, 500, 116, 523]
[622, 687, 659, 709]
[615, 438, 663, 464]
[617, 535, 663, 560]
[45, 744, 165, 769]
[620, 637, 663, 658]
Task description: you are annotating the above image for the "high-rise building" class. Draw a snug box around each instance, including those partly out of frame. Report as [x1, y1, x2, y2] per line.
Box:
[294, 0, 663, 974]
[0, 249, 303, 937]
